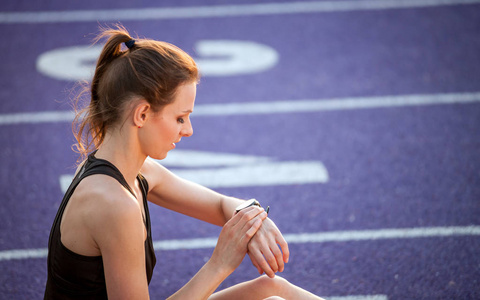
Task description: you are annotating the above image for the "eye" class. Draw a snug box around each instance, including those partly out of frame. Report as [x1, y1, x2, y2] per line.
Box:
[177, 117, 185, 124]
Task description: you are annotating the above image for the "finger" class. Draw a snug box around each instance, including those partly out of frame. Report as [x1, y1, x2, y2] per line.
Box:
[239, 210, 267, 233]
[270, 242, 285, 272]
[232, 206, 264, 227]
[262, 247, 279, 274]
[276, 235, 290, 263]
[256, 264, 263, 275]
[248, 252, 264, 275]
[238, 214, 266, 250]
[244, 217, 263, 240]
[250, 248, 275, 278]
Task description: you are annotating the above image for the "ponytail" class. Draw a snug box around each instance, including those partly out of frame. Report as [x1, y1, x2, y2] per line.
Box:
[72, 25, 199, 161]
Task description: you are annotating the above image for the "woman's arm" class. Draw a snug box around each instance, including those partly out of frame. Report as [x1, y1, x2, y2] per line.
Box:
[84, 177, 150, 300]
[141, 158, 290, 277]
[167, 207, 267, 300]
[140, 157, 243, 226]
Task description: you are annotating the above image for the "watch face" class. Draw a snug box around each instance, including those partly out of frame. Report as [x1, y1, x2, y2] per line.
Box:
[235, 199, 259, 212]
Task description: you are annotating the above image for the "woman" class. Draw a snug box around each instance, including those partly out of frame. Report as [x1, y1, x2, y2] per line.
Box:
[45, 25, 323, 300]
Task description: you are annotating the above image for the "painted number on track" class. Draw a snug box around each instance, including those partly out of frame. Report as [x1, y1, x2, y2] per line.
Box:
[36, 40, 279, 81]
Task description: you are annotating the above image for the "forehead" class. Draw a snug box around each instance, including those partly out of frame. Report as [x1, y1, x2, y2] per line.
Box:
[166, 82, 196, 112]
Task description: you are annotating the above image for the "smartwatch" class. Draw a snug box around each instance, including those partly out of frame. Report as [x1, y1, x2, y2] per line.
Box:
[235, 199, 269, 214]
[235, 199, 260, 213]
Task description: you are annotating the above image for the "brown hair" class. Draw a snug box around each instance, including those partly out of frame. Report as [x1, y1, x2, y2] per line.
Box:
[73, 25, 199, 160]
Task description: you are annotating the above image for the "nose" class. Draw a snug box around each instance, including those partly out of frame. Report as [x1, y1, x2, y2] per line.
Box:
[182, 122, 193, 137]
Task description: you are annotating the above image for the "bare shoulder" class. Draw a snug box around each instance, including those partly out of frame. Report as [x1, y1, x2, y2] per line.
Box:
[65, 174, 148, 298]
[61, 173, 145, 256]
[73, 174, 144, 234]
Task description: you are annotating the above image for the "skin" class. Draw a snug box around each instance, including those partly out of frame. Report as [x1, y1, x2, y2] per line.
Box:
[60, 82, 324, 300]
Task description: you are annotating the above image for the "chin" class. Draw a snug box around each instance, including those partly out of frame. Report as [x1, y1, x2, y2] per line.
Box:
[149, 152, 168, 161]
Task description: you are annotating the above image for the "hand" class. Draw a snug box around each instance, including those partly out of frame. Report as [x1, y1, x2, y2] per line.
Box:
[210, 206, 268, 275]
[247, 218, 290, 278]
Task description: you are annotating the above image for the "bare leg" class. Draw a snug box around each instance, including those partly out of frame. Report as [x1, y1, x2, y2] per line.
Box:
[208, 275, 324, 300]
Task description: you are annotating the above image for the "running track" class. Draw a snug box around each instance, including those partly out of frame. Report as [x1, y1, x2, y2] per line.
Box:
[1, 1, 479, 299]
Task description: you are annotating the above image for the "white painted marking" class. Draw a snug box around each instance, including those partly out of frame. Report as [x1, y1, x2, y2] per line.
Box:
[282, 226, 480, 243]
[59, 175, 74, 194]
[329, 296, 388, 300]
[59, 150, 329, 192]
[153, 237, 218, 251]
[0, 0, 478, 24]
[36, 45, 98, 81]
[1, 92, 479, 126]
[36, 40, 278, 81]
[0, 248, 48, 261]
[161, 150, 271, 167]
[170, 161, 329, 188]
[60, 163, 328, 192]
[327, 295, 388, 300]
[193, 92, 480, 116]
[0, 110, 75, 125]
[195, 40, 279, 76]
[1, 226, 479, 261]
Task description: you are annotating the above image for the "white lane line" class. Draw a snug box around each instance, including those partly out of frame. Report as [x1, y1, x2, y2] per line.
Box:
[329, 296, 388, 300]
[193, 92, 480, 116]
[0, 248, 48, 261]
[1, 92, 479, 126]
[1, 225, 479, 261]
[0, 0, 479, 24]
[0, 110, 75, 125]
[283, 225, 480, 243]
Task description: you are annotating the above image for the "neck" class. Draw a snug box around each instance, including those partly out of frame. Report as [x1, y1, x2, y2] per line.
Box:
[94, 127, 146, 188]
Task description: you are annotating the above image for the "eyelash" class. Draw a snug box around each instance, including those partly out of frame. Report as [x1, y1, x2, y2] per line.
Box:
[177, 117, 185, 124]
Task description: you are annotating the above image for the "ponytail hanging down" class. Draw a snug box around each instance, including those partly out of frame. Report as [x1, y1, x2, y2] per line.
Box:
[72, 24, 199, 162]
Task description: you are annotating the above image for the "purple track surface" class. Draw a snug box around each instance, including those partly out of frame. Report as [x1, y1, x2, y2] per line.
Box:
[1, 1, 480, 299]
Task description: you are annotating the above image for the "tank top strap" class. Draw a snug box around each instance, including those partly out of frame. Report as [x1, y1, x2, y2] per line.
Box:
[81, 153, 136, 198]
[48, 152, 137, 249]
[136, 173, 151, 234]
[136, 172, 156, 282]
[82, 153, 149, 228]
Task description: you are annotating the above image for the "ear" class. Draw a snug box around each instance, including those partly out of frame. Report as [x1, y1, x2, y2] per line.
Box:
[133, 101, 151, 128]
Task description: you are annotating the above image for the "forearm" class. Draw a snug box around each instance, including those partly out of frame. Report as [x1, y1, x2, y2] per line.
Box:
[167, 207, 268, 299]
[167, 256, 231, 300]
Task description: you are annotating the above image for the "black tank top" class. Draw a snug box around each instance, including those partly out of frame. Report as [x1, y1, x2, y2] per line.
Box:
[44, 153, 156, 299]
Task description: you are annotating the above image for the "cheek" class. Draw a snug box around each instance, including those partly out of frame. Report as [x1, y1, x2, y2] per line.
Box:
[154, 120, 178, 142]
[166, 122, 181, 137]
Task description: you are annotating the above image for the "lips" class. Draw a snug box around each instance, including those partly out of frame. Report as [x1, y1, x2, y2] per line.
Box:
[171, 139, 181, 149]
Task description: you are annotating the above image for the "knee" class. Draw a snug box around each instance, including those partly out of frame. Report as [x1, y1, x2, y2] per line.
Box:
[254, 275, 290, 293]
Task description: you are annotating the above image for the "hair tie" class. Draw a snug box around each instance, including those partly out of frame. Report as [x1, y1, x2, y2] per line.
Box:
[125, 39, 135, 49]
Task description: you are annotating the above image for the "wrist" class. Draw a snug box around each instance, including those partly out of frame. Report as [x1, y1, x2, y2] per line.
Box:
[206, 256, 233, 279]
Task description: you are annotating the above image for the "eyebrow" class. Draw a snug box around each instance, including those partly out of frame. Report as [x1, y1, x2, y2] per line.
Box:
[182, 110, 193, 113]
